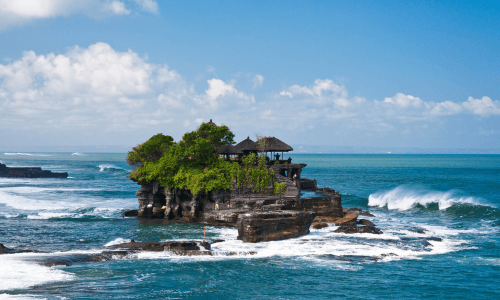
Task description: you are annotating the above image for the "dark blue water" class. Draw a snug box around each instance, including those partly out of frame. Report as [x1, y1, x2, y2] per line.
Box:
[1, 153, 499, 299]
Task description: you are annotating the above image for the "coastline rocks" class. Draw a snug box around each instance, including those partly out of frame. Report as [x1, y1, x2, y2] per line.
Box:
[122, 209, 138, 217]
[312, 222, 329, 229]
[237, 211, 314, 243]
[108, 240, 213, 256]
[333, 213, 359, 227]
[358, 219, 375, 227]
[343, 207, 375, 217]
[0, 163, 68, 178]
[334, 225, 383, 234]
[0, 243, 14, 254]
[202, 210, 242, 226]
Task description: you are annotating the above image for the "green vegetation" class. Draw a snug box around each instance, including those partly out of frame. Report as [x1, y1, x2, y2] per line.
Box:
[127, 123, 278, 196]
[237, 153, 275, 194]
[274, 182, 286, 199]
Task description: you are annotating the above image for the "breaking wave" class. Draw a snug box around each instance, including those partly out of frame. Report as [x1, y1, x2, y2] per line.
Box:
[71, 152, 86, 156]
[368, 186, 488, 211]
[0, 254, 74, 291]
[98, 164, 128, 172]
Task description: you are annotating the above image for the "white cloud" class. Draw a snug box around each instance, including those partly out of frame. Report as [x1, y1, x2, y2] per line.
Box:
[253, 74, 264, 88]
[431, 100, 463, 115]
[206, 79, 238, 100]
[0, 42, 189, 130]
[383, 93, 424, 108]
[462, 96, 500, 115]
[0, 0, 157, 30]
[0, 43, 498, 147]
[107, 1, 130, 15]
[194, 78, 253, 108]
[134, 0, 158, 13]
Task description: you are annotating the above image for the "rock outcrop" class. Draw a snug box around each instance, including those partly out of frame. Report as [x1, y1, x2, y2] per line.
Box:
[130, 160, 384, 243]
[0, 243, 14, 254]
[0, 163, 68, 178]
[237, 211, 314, 243]
[108, 240, 213, 256]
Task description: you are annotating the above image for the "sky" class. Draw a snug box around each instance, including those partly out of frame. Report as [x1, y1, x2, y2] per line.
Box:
[0, 0, 499, 152]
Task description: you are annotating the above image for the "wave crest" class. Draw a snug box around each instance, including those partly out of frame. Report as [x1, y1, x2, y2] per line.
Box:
[368, 186, 480, 211]
[98, 164, 127, 172]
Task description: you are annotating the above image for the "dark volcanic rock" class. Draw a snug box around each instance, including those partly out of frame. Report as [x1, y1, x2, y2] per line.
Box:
[358, 219, 375, 227]
[0, 243, 14, 254]
[237, 211, 314, 243]
[334, 225, 383, 234]
[0, 163, 68, 178]
[334, 225, 358, 234]
[312, 222, 328, 229]
[333, 214, 358, 226]
[122, 209, 138, 217]
[343, 207, 375, 217]
[108, 240, 213, 256]
[41, 254, 109, 267]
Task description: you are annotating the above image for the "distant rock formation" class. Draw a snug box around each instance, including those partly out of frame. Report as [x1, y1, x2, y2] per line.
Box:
[0, 163, 68, 178]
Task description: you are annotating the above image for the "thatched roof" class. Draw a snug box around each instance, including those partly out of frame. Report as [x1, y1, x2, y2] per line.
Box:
[234, 136, 258, 152]
[257, 137, 293, 152]
[218, 144, 243, 154]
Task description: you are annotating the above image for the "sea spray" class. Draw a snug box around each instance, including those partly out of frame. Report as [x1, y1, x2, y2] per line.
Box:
[368, 186, 479, 211]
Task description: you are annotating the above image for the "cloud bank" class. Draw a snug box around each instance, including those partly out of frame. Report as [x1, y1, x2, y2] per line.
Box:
[0, 0, 158, 29]
[0, 42, 498, 146]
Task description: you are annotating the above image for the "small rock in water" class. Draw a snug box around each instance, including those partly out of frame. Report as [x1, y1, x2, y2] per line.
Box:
[312, 222, 329, 229]
[358, 219, 375, 227]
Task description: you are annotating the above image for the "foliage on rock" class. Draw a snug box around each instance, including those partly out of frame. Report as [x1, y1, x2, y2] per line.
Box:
[126, 134, 174, 167]
[128, 123, 276, 196]
[274, 182, 286, 199]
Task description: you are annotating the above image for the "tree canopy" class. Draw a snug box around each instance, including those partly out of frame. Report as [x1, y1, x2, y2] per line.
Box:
[127, 123, 273, 195]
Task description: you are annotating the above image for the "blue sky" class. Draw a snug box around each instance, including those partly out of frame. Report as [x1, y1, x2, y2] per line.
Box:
[0, 0, 499, 152]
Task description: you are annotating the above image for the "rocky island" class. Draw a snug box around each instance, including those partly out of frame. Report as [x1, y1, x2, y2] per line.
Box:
[125, 120, 381, 243]
[0, 163, 68, 178]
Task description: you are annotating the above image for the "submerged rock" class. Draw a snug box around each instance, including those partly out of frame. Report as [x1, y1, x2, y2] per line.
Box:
[122, 210, 138, 217]
[312, 222, 329, 229]
[334, 225, 383, 234]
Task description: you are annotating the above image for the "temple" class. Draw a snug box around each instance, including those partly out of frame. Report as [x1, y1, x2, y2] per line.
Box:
[128, 120, 379, 243]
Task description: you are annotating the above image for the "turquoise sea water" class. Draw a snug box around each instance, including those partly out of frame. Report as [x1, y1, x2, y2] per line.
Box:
[0, 153, 499, 299]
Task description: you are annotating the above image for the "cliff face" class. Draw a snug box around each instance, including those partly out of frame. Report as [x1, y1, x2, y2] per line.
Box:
[133, 176, 343, 243]
[132, 163, 345, 243]
[0, 163, 68, 178]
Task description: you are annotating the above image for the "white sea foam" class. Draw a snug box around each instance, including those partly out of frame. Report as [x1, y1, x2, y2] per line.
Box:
[105, 238, 132, 247]
[71, 152, 86, 156]
[0, 187, 135, 217]
[0, 294, 49, 299]
[98, 164, 128, 172]
[27, 212, 74, 219]
[0, 253, 74, 291]
[368, 186, 479, 210]
[132, 223, 462, 264]
[3, 153, 51, 157]
[0, 190, 81, 211]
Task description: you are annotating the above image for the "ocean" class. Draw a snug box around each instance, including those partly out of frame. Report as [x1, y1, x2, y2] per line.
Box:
[0, 153, 499, 299]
